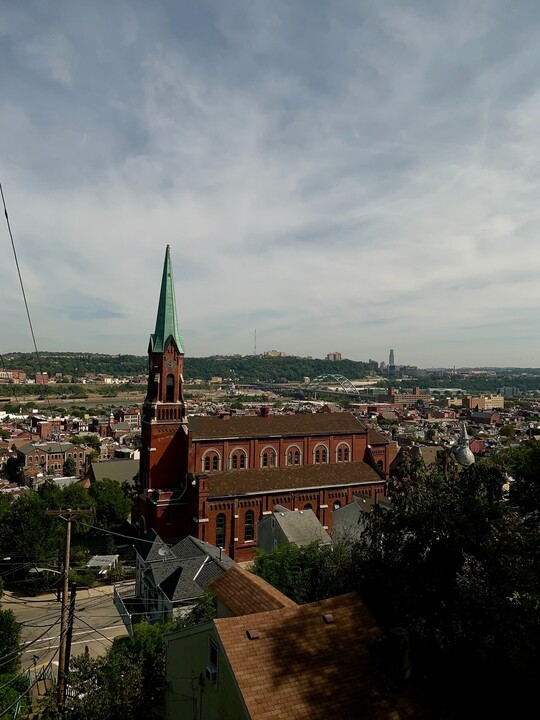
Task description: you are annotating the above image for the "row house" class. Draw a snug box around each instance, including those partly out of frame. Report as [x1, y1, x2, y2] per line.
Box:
[17, 441, 89, 477]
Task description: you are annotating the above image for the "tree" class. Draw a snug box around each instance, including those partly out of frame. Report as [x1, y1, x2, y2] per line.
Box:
[89, 479, 131, 530]
[0, 493, 59, 568]
[44, 595, 217, 720]
[0, 608, 22, 675]
[63, 457, 77, 476]
[1, 456, 22, 483]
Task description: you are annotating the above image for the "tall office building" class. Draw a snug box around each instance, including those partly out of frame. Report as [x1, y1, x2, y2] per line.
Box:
[389, 349, 395, 366]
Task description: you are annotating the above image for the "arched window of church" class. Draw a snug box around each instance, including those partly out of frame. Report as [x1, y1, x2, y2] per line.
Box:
[321, 448, 327, 463]
[232, 455, 238, 469]
[337, 447, 343, 462]
[212, 455, 219, 471]
[204, 456, 211, 472]
[304, 503, 312, 510]
[333, 500, 341, 510]
[244, 510, 254, 542]
[287, 451, 292, 465]
[216, 513, 226, 548]
[344, 447, 349, 461]
[240, 453, 246, 469]
[315, 449, 321, 464]
[270, 451, 276, 466]
[262, 452, 268, 467]
[294, 449, 300, 465]
[166, 374, 175, 403]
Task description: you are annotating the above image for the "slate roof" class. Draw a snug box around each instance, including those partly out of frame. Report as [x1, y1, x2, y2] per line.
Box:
[214, 591, 428, 719]
[189, 412, 368, 440]
[17, 442, 77, 455]
[209, 566, 296, 615]
[207, 461, 382, 498]
[136, 530, 237, 604]
[270, 507, 332, 546]
[90, 459, 139, 486]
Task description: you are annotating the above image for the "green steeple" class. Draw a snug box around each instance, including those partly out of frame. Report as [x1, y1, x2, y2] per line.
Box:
[150, 245, 185, 354]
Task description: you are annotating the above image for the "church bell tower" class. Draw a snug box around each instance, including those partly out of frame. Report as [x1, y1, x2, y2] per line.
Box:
[139, 245, 188, 494]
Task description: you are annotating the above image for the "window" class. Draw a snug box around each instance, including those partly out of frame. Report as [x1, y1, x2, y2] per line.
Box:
[337, 447, 343, 462]
[315, 449, 321, 463]
[231, 451, 246, 469]
[377, 460, 384, 471]
[212, 455, 219, 471]
[304, 503, 312, 510]
[333, 500, 341, 510]
[166, 374, 175, 403]
[321, 448, 327, 463]
[207, 639, 219, 685]
[216, 514, 226, 548]
[262, 452, 268, 467]
[204, 456, 211, 472]
[286, 446, 301, 466]
[344, 447, 349, 461]
[244, 510, 254, 542]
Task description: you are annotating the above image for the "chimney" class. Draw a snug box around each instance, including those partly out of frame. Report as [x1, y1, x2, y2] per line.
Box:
[260, 405, 270, 419]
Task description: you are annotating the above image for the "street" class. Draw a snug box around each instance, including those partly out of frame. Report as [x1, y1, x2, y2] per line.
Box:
[2, 582, 130, 672]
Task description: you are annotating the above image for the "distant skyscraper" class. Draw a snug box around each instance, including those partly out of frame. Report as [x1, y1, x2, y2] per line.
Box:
[389, 349, 395, 366]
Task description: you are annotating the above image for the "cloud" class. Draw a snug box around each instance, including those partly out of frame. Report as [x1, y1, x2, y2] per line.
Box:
[1, 1, 540, 367]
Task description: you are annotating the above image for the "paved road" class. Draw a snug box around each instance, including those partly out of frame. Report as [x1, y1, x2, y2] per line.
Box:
[3, 583, 130, 672]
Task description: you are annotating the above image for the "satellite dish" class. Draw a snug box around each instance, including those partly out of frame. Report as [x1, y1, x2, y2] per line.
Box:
[158, 546, 167, 556]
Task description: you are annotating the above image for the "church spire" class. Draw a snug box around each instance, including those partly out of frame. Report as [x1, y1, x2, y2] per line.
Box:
[150, 245, 184, 354]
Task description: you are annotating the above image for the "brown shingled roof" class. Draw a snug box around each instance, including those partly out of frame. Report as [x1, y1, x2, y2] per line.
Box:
[207, 461, 382, 497]
[209, 566, 296, 615]
[189, 412, 367, 440]
[215, 592, 429, 719]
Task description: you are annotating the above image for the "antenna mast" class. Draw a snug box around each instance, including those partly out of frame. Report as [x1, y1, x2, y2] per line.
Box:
[254, 328, 257, 356]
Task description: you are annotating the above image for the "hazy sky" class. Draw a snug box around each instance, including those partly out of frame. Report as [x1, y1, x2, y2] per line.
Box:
[2, 1, 540, 368]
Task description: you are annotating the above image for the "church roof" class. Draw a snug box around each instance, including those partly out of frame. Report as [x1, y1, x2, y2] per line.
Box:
[189, 412, 369, 440]
[149, 245, 184, 354]
[206, 460, 382, 497]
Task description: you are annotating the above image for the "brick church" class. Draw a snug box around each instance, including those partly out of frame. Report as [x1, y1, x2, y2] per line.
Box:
[134, 247, 396, 561]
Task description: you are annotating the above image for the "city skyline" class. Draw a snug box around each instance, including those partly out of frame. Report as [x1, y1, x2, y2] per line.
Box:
[2, 2, 540, 367]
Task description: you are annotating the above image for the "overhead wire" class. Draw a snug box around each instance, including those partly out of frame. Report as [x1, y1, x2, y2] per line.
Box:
[0, 180, 52, 413]
[0, 644, 60, 718]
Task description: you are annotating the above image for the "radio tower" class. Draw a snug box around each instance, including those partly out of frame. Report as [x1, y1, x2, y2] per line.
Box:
[254, 329, 257, 356]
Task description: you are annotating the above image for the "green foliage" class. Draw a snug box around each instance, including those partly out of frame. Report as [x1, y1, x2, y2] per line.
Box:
[0, 609, 22, 675]
[252, 541, 359, 604]
[56, 594, 217, 720]
[63, 457, 77, 476]
[70, 434, 101, 451]
[0, 673, 29, 720]
[1, 456, 22, 483]
[495, 440, 540, 513]
[0, 493, 59, 566]
[88, 479, 131, 530]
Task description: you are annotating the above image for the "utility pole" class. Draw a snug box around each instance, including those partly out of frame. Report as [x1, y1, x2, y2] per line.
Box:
[64, 582, 77, 674]
[45, 508, 92, 714]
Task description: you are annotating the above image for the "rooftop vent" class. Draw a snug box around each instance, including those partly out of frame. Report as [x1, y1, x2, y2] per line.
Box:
[246, 629, 261, 640]
[322, 613, 335, 625]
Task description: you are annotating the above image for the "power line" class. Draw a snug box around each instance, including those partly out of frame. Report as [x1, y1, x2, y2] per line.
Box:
[0, 645, 60, 719]
[0, 180, 52, 413]
[0, 615, 62, 671]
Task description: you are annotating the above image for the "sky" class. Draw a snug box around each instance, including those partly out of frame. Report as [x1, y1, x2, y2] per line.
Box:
[2, 1, 540, 368]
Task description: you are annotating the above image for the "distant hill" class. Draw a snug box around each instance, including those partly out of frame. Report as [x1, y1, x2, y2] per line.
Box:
[0, 351, 372, 384]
